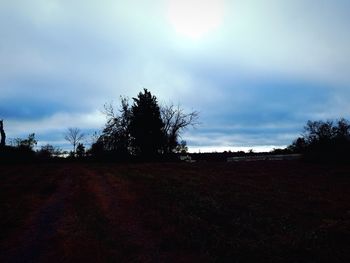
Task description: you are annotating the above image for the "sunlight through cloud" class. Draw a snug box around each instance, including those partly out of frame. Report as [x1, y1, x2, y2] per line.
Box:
[166, 0, 225, 39]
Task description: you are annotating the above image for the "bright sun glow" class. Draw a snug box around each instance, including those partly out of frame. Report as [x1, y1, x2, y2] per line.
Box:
[167, 0, 225, 40]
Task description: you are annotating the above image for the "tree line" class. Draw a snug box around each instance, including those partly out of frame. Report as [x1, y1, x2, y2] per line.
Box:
[287, 118, 350, 162]
[0, 89, 198, 161]
[1, 89, 349, 163]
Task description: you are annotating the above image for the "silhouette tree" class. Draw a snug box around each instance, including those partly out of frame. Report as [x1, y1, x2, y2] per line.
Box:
[64, 128, 84, 156]
[290, 118, 350, 161]
[93, 89, 199, 160]
[14, 133, 37, 150]
[37, 144, 62, 158]
[288, 137, 307, 153]
[76, 143, 85, 158]
[334, 118, 350, 140]
[304, 120, 336, 144]
[0, 120, 6, 148]
[129, 89, 164, 157]
[161, 104, 199, 153]
[100, 97, 131, 155]
[0, 133, 37, 161]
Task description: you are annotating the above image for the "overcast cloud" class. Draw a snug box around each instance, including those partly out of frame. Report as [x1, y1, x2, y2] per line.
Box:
[1, 0, 349, 151]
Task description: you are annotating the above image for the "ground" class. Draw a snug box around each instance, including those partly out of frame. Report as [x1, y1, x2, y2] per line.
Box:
[0, 161, 350, 262]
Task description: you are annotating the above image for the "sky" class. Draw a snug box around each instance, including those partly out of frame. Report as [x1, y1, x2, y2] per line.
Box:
[1, 0, 350, 152]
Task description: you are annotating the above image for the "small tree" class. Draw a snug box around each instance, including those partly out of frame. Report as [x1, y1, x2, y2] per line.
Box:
[76, 143, 85, 158]
[38, 144, 62, 158]
[64, 128, 84, 156]
[14, 133, 37, 150]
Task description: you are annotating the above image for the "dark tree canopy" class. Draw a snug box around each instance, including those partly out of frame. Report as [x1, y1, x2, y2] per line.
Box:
[37, 144, 62, 159]
[0, 133, 38, 161]
[129, 89, 164, 157]
[100, 97, 131, 155]
[93, 89, 198, 160]
[289, 118, 350, 162]
[76, 143, 86, 158]
[14, 133, 37, 150]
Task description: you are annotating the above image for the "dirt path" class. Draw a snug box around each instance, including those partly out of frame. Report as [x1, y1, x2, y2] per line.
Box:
[1, 166, 73, 262]
[83, 167, 163, 262]
[0, 164, 190, 262]
[83, 165, 196, 262]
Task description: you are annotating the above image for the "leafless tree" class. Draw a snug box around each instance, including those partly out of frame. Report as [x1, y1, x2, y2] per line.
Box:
[161, 104, 199, 153]
[101, 97, 131, 153]
[64, 128, 84, 155]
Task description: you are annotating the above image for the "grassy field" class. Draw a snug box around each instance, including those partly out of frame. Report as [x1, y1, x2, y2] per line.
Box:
[1, 161, 350, 262]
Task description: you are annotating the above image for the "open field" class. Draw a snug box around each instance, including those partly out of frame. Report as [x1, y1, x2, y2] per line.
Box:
[1, 161, 350, 262]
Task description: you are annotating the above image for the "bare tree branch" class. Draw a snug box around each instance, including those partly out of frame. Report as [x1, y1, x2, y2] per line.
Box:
[161, 103, 199, 153]
[64, 128, 85, 155]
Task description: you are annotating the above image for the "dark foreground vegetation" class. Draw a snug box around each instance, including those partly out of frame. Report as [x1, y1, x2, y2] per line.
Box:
[1, 161, 350, 262]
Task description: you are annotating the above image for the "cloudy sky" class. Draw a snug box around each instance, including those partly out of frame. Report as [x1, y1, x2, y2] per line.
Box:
[1, 0, 350, 152]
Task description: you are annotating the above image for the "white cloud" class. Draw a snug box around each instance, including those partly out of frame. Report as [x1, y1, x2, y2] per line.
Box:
[5, 110, 105, 138]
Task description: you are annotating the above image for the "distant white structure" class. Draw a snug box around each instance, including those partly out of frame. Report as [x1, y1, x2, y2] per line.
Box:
[227, 154, 302, 162]
[179, 155, 196, 163]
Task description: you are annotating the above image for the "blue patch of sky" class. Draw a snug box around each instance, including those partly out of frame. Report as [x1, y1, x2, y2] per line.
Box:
[195, 74, 332, 124]
[1, 77, 96, 119]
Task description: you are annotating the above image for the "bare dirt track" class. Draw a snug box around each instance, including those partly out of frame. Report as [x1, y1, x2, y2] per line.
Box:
[1, 161, 350, 262]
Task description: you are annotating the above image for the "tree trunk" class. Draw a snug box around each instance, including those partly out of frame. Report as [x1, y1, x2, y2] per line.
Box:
[0, 120, 6, 147]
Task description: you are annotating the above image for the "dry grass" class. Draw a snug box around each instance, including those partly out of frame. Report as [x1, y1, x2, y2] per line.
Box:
[1, 161, 350, 262]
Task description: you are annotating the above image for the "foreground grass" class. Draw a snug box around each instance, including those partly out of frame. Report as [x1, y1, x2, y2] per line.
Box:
[1, 161, 350, 262]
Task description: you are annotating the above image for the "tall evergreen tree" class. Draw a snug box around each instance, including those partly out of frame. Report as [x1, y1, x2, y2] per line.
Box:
[129, 89, 164, 157]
